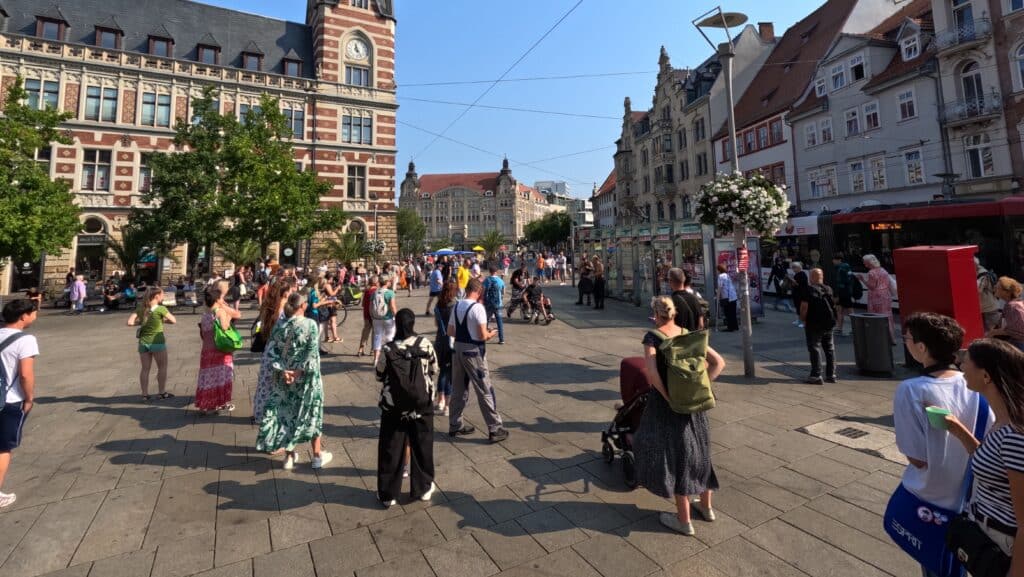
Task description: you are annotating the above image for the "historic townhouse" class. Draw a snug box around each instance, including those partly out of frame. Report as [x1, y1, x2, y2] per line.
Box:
[789, 0, 948, 212]
[0, 0, 398, 292]
[930, 0, 1015, 196]
[991, 0, 1024, 183]
[592, 169, 616, 228]
[398, 160, 564, 249]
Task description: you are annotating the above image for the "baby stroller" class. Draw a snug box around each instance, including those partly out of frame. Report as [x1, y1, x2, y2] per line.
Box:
[600, 357, 652, 489]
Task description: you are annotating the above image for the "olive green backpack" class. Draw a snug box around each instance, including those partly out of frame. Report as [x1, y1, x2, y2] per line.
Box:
[652, 329, 715, 413]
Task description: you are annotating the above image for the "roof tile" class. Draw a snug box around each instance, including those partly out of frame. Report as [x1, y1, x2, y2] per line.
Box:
[594, 169, 616, 198]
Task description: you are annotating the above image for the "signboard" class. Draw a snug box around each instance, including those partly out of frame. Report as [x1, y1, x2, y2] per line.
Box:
[715, 239, 763, 319]
[737, 246, 749, 271]
[675, 222, 702, 239]
[776, 216, 819, 237]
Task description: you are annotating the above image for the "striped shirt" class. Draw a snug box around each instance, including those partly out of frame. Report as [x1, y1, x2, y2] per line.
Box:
[970, 424, 1024, 527]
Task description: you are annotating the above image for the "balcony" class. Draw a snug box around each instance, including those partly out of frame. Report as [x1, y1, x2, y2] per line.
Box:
[656, 151, 676, 164]
[935, 18, 992, 54]
[940, 92, 1003, 127]
[656, 118, 673, 131]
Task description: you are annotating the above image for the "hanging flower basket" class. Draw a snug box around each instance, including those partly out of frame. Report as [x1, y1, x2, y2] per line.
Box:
[694, 171, 790, 236]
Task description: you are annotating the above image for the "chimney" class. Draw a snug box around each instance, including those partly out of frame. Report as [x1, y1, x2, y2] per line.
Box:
[758, 22, 775, 42]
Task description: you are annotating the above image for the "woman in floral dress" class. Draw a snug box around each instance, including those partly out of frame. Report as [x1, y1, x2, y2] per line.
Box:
[195, 285, 241, 414]
[253, 280, 295, 423]
[256, 292, 331, 470]
[857, 254, 895, 341]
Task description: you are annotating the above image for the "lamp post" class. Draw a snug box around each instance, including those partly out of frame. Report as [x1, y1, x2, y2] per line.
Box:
[694, 7, 757, 377]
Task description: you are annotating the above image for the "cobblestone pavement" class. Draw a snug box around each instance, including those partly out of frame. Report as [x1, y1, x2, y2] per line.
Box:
[0, 285, 916, 577]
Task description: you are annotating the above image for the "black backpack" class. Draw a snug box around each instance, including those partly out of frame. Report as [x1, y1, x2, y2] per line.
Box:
[379, 337, 434, 417]
[805, 285, 837, 330]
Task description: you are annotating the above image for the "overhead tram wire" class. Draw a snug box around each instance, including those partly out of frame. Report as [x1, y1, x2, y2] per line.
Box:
[398, 96, 619, 120]
[411, 0, 586, 161]
[399, 70, 657, 88]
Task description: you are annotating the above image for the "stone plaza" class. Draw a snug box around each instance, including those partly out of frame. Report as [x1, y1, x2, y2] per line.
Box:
[0, 287, 916, 577]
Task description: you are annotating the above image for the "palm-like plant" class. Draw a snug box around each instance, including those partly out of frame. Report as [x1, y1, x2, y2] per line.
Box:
[316, 231, 368, 267]
[215, 237, 262, 270]
[105, 226, 153, 282]
[476, 230, 505, 261]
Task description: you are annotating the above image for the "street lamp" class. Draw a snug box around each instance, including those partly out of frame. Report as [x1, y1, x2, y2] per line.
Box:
[694, 7, 758, 377]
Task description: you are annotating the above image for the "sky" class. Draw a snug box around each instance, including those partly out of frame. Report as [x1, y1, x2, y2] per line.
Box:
[202, 0, 820, 197]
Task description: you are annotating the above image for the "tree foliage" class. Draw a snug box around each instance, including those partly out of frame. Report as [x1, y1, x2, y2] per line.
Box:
[104, 225, 153, 283]
[396, 207, 426, 257]
[0, 77, 81, 262]
[523, 211, 571, 248]
[476, 230, 505, 261]
[315, 232, 369, 266]
[215, 237, 262, 269]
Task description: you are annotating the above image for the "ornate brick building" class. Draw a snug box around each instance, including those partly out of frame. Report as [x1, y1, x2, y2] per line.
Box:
[0, 0, 398, 292]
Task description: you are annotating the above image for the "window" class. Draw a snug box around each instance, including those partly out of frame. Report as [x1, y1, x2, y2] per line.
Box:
[38, 19, 62, 41]
[677, 129, 687, 149]
[1012, 0, 1024, 11]
[758, 126, 769, 148]
[149, 37, 171, 57]
[82, 150, 112, 191]
[85, 86, 118, 122]
[284, 109, 304, 139]
[191, 98, 219, 125]
[198, 45, 218, 65]
[770, 120, 784, 144]
[342, 115, 373, 144]
[643, 176, 650, 193]
[850, 161, 866, 193]
[904, 149, 924, 185]
[901, 36, 920, 61]
[863, 101, 880, 131]
[693, 118, 706, 141]
[656, 202, 665, 221]
[870, 156, 887, 189]
[745, 131, 756, 152]
[242, 53, 261, 72]
[696, 152, 708, 176]
[845, 108, 860, 137]
[669, 203, 677, 221]
[665, 164, 674, 183]
[347, 166, 367, 198]
[352, 0, 369, 7]
[96, 28, 120, 50]
[140, 93, 171, 127]
[139, 154, 152, 192]
[898, 89, 917, 120]
[35, 147, 52, 173]
[964, 134, 994, 178]
[284, 60, 302, 77]
[238, 104, 262, 124]
[820, 118, 833, 143]
[680, 160, 689, 180]
[345, 65, 371, 87]
[809, 166, 837, 198]
[721, 139, 733, 161]
[662, 134, 673, 153]
[815, 77, 827, 97]
[25, 79, 59, 110]
[1014, 45, 1024, 91]
[849, 55, 865, 82]
[804, 123, 818, 148]
[641, 148, 648, 167]
[771, 164, 786, 186]
[831, 63, 846, 91]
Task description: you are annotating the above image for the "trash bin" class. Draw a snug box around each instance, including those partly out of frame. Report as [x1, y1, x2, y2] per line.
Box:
[850, 313, 894, 376]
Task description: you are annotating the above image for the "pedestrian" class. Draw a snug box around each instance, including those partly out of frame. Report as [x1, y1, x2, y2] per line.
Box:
[592, 255, 606, 310]
[456, 260, 470, 299]
[126, 287, 176, 401]
[800, 268, 837, 385]
[857, 254, 896, 340]
[375, 308, 438, 507]
[433, 280, 458, 415]
[447, 278, 509, 443]
[943, 338, 1024, 564]
[253, 280, 295, 423]
[987, 277, 1024, 350]
[425, 264, 444, 316]
[977, 258, 1001, 332]
[371, 276, 398, 365]
[319, 275, 342, 344]
[888, 313, 990, 576]
[69, 274, 88, 315]
[831, 253, 855, 336]
[256, 292, 331, 470]
[577, 260, 593, 306]
[357, 275, 380, 357]
[791, 262, 809, 328]
[482, 265, 505, 344]
[0, 299, 40, 509]
[195, 286, 241, 415]
[767, 258, 794, 313]
[715, 264, 738, 332]
[502, 255, 511, 278]
[405, 260, 417, 296]
[557, 251, 567, 285]
[668, 268, 703, 331]
[634, 296, 725, 536]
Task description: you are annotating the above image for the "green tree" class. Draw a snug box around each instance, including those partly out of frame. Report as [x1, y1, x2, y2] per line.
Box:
[524, 211, 571, 248]
[476, 230, 505, 261]
[396, 207, 426, 257]
[0, 77, 81, 263]
[215, 238, 261, 270]
[104, 225, 153, 283]
[428, 239, 452, 252]
[315, 231, 369, 266]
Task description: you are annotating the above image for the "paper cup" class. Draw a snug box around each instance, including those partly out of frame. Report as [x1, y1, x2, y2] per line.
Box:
[926, 407, 951, 430]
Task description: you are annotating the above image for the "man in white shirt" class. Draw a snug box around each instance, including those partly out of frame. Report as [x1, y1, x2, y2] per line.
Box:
[716, 264, 738, 331]
[447, 278, 509, 443]
[0, 300, 40, 508]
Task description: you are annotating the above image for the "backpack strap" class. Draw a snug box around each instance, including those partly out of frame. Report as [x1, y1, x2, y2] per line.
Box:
[0, 332, 29, 389]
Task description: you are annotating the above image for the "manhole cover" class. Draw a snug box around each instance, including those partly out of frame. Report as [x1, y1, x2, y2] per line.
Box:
[835, 427, 869, 439]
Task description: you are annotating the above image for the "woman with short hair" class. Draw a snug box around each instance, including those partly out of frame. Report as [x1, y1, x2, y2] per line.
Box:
[857, 254, 896, 340]
[987, 277, 1024, 350]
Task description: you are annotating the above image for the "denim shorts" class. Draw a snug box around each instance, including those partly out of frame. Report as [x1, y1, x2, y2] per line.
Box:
[0, 402, 27, 451]
[138, 342, 167, 354]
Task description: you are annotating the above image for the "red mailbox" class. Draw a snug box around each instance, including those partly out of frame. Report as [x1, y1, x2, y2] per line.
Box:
[893, 245, 983, 345]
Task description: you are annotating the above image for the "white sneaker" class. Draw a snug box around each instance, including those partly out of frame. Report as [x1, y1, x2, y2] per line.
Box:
[312, 452, 333, 469]
[283, 452, 297, 470]
[0, 492, 16, 508]
[382, 499, 397, 509]
[419, 482, 437, 502]
[691, 498, 716, 522]
[402, 464, 410, 479]
[659, 512, 694, 536]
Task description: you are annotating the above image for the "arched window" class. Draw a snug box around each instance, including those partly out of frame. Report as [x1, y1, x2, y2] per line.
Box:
[669, 202, 677, 221]
[1015, 45, 1024, 92]
[348, 220, 366, 244]
[82, 216, 106, 234]
[681, 196, 692, 219]
[656, 202, 665, 221]
[960, 60, 984, 106]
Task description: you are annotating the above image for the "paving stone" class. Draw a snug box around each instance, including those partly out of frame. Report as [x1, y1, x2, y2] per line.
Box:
[750, 406, 834, 431]
[747, 431, 835, 463]
[72, 481, 162, 564]
[37, 564, 91, 577]
[322, 487, 404, 534]
[354, 551, 436, 577]
[818, 445, 895, 473]
[426, 497, 496, 540]
[215, 519, 270, 568]
[785, 455, 868, 488]
[0, 504, 45, 565]
[144, 469, 220, 549]
[615, 514, 706, 568]
[707, 422, 775, 449]
[422, 534, 500, 577]
[554, 498, 633, 534]
[151, 532, 216, 577]
[760, 467, 832, 500]
[86, 549, 155, 577]
[368, 509, 444, 561]
[515, 508, 588, 553]
[732, 478, 807, 512]
[64, 472, 122, 499]
[571, 533, 660, 577]
[697, 536, 809, 577]
[804, 493, 884, 537]
[712, 447, 786, 479]
[828, 480, 891, 517]
[269, 505, 331, 551]
[710, 487, 783, 527]
[308, 527, 383, 577]
[691, 509, 748, 547]
[473, 520, 547, 570]
[472, 486, 535, 525]
[2, 492, 105, 577]
[192, 560, 253, 577]
[659, 556, 731, 577]
[252, 544, 315, 577]
[745, 519, 889, 577]
[493, 547, 601, 577]
[507, 476, 577, 512]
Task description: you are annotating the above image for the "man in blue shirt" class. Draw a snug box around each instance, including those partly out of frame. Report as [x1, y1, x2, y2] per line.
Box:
[424, 264, 445, 317]
[482, 265, 506, 344]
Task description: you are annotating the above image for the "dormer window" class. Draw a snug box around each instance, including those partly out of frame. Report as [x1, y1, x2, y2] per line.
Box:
[814, 77, 826, 97]
[95, 28, 121, 49]
[284, 59, 301, 77]
[242, 53, 262, 72]
[149, 37, 172, 57]
[37, 19, 64, 41]
[198, 45, 219, 65]
[901, 35, 920, 61]
[849, 54, 865, 82]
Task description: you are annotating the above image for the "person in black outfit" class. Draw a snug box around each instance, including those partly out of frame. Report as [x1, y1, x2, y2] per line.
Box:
[800, 268, 837, 384]
[791, 262, 809, 327]
[576, 261, 593, 306]
[592, 256, 606, 310]
[767, 258, 796, 312]
[667, 268, 703, 331]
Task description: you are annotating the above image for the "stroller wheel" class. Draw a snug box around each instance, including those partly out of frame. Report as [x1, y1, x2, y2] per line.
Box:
[601, 441, 615, 464]
[622, 451, 638, 489]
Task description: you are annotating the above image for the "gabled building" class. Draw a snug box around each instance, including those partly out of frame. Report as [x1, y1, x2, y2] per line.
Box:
[789, 0, 948, 211]
[592, 169, 617, 228]
[713, 0, 908, 201]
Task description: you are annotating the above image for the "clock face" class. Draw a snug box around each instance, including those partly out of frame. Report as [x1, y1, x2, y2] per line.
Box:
[346, 39, 368, 61]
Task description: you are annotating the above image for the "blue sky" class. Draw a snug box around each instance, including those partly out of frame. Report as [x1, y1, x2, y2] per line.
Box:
[203, 0, 819, 197]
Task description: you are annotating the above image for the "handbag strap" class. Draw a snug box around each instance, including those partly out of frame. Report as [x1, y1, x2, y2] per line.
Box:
[959, 395, 991, 508]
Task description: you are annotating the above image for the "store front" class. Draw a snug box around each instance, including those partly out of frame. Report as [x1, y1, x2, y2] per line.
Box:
[674, 222, 706, 295]
[75, 217, 109, 282]
[9, 258, 42, 293]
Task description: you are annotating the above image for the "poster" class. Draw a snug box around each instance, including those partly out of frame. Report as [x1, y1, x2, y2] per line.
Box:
[715, 241, 764, 319]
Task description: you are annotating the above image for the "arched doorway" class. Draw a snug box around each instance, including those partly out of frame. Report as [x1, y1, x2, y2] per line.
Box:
[76, 217, 108, 282]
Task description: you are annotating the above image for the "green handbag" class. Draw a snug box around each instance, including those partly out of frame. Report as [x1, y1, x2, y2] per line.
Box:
[212, 311, 243, 353]
[653, 328, 715, 414]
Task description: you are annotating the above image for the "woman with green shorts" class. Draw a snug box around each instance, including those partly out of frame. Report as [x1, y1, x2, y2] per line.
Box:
[127, 286, 177, 401]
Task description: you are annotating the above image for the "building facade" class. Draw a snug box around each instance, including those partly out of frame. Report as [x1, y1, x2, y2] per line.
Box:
[789, 0, 949, 212]
[398, 160, 564, 248]
[0, 0, 398, 292]
[592, 170, 616, 228]
[990, 0, 1024, 184]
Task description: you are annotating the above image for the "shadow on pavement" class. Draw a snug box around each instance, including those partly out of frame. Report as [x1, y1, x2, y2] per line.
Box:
[495, 363, 617, 385]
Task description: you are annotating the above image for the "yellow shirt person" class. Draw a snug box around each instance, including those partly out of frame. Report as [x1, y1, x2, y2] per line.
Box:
[456, 265, 470, 290]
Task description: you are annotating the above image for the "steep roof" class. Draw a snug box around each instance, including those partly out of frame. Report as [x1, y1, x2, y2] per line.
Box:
[789, 90, 826, 119]
[517, 182, 547, 203]
[594, 169, 616, 198]
[867, 0, 933, 39]
[728, 0, 856, 133]
[1, 0, 315, 78]
[630, 111, 648, 122]
[417, 173, 499, 197]
[862, 0, 934, 91]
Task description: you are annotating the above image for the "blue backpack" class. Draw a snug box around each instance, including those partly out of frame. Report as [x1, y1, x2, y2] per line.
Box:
[0, 333, 29, 411]
[484, 278, 502, 307]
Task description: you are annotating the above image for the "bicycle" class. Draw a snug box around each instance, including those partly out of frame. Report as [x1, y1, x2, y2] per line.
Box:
[332, 284, 364, 326]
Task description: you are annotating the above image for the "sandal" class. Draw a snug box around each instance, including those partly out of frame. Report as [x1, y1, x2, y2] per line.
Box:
[221, 403, 236, 412]
[158, 392, 175, 400]
[141, 395, 152, 402]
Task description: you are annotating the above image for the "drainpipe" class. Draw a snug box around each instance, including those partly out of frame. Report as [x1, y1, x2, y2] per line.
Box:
[929, 64, 955, 196]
